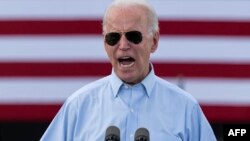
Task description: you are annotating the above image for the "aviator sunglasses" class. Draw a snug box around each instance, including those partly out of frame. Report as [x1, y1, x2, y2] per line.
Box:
[105, 31, 143, 46]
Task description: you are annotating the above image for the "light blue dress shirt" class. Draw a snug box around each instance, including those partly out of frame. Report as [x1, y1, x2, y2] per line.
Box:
[41, 66, 216, 141]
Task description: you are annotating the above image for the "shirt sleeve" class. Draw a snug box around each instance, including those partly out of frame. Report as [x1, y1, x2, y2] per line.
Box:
[186, 103, 217, 141]
[40, 98, 78, 141]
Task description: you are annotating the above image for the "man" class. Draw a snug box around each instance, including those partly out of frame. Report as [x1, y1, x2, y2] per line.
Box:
[41, 0, 217, 140]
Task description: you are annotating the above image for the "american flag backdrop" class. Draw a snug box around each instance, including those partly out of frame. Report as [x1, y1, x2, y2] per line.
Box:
[0, 0, 250, 123]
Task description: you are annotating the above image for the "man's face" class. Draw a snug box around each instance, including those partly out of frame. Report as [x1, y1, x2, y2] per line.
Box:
[104, 6, 159, 84]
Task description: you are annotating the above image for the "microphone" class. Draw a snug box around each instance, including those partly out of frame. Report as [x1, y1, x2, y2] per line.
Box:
[105, 125, 120, 141]
[135, 128, 150, 141]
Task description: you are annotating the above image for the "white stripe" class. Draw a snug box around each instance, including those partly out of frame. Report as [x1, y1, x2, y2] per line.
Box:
[1, 36, 250, 63]
[1, 77, 250, 105]
[0, 77, 99, 104]
[154, 0, 250, 20]
[0, 0, 249, 20]
[154, 36, 250, 63]
[164, 77, 250, 105]
[182, 78, 250, 105]
[0, 36, 108, 62]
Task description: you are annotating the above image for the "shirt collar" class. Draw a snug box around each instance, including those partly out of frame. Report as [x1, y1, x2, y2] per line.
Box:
[140, 64, 156, 97]
[109, 63, 156, 98]
[110, 69, 123, 98]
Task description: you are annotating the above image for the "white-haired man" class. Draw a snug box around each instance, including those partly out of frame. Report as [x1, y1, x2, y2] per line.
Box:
[41, 0, 216, 140]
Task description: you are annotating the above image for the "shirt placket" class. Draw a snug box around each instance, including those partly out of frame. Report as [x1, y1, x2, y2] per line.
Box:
[126, 85, 144, 141]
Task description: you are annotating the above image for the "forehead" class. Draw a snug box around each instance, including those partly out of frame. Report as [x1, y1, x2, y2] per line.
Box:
[105, 5, 149, 32]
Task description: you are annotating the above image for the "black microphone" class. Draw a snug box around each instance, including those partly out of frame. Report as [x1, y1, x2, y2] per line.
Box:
[135, 128, 150, 141]
[105, 125, 120, 141]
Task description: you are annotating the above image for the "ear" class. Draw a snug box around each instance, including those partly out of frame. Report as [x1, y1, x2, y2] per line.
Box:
[150, 31, 159, 53]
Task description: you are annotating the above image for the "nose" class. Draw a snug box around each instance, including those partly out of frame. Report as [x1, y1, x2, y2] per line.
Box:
[118, 34, 130, 51]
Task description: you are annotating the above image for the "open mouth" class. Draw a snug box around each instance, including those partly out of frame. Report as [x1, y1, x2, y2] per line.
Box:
[118, 56, 135, 68]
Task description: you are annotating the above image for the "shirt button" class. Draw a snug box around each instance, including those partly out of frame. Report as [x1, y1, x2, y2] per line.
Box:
[130, 134, 133, 138]
[130, 109, 134, 113]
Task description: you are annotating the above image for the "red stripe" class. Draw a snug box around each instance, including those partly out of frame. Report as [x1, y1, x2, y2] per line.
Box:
[0, 20, 102, 35]
[0, 62, 250, 78]
[202, 105, 250, 123]
[160, 20, 250, 36]
[0, 19, 250, 36]
[0, 104, 249, 122]
[0, 62, 111, 77]
[0, 104, 61, 122]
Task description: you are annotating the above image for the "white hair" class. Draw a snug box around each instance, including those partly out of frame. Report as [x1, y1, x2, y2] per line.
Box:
[102, 0, 159, 35]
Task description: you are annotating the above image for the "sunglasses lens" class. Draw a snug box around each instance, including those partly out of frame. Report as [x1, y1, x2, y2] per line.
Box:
[126, 31, 142, 44]
[105, 32, 121, 46]
[105, 31, 142, 46]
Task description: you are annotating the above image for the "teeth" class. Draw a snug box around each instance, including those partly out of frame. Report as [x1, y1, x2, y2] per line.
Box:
[118, 56, 135, 68]
[120, 56, 130, 59]
[120, 61, 135, 68]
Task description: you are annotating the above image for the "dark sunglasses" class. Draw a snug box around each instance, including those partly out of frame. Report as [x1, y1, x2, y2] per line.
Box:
[105, 31, 143, 46]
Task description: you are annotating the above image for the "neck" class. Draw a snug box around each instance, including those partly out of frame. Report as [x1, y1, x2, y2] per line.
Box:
[122, 63, 152, 85]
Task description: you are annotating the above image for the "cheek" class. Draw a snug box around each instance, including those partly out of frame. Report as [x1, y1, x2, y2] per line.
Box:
[105, 46, 112, 58]
[105, 47, 117, 64]
[137, 48, 151, 64]
[142, 43, 152, 57]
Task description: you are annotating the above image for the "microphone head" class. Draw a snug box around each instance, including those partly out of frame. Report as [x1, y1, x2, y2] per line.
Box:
[135, 127, 150, 141]
[105, 125, 120, 141]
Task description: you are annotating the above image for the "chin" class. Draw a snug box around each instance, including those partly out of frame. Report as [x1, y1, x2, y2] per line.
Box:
[120, 73, 139, 84]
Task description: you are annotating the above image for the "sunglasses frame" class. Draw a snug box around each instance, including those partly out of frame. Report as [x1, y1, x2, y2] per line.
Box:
[105, 30, 143, 46]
